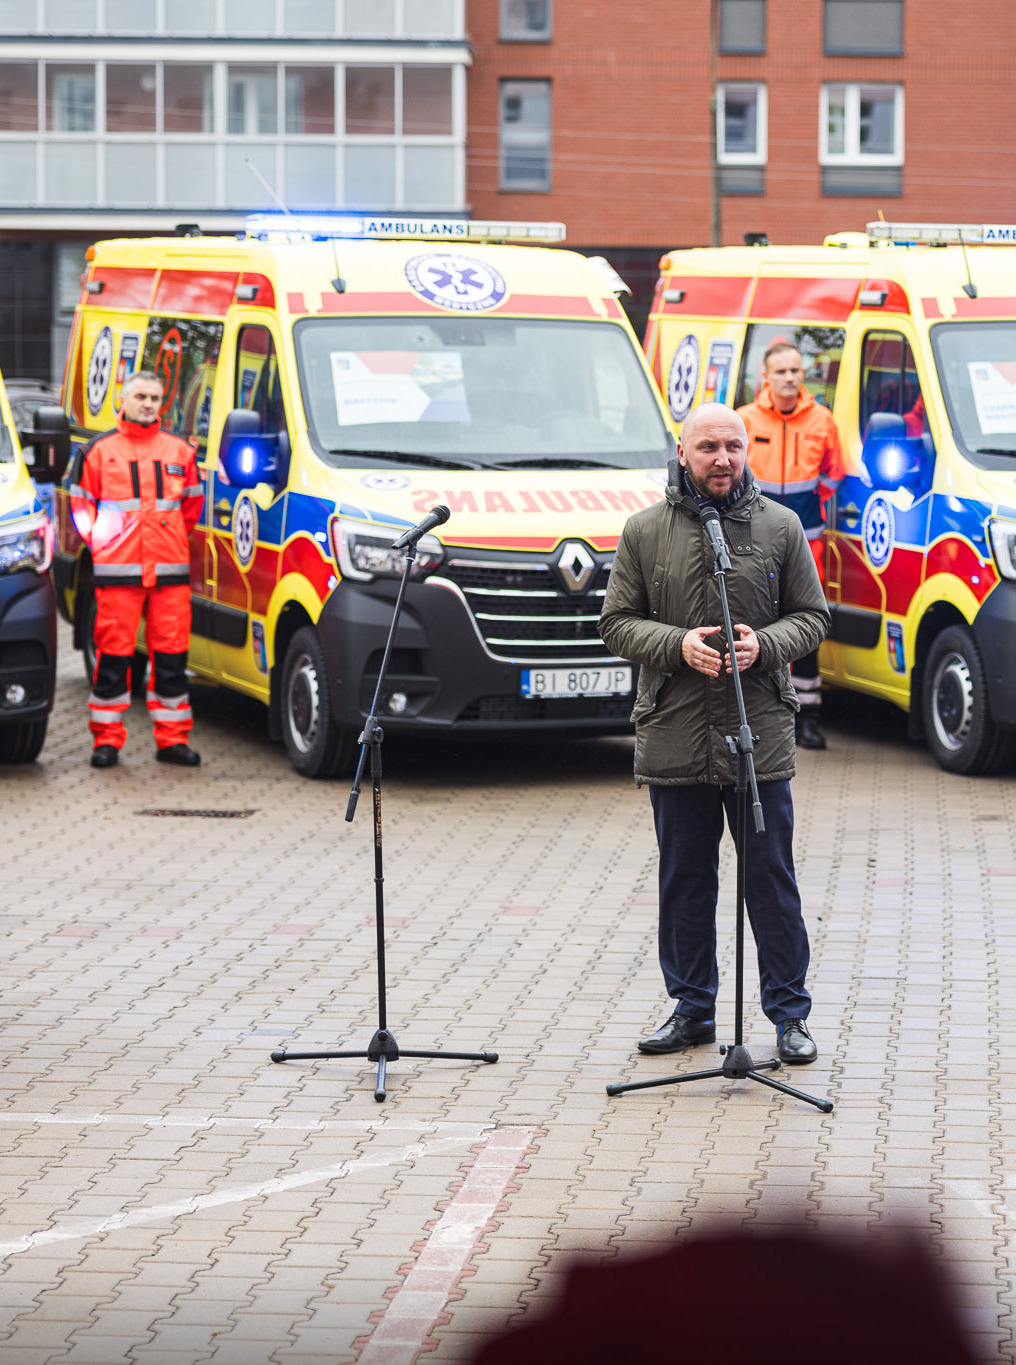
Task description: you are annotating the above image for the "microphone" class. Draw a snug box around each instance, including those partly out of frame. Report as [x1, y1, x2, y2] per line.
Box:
[699, 504, 731, 572]
[390, 505, 450, 550]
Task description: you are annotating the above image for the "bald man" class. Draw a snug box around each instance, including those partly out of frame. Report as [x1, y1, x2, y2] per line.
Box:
[599, 404, 830, 1065]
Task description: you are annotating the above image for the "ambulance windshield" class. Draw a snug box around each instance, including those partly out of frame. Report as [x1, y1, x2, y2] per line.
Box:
[294, 317, 672, 469]
[932, 322, 1016, 463]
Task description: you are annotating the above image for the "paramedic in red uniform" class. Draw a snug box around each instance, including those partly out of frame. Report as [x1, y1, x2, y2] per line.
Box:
[737, 342, 844, 749]
[69, 370, 203, 769]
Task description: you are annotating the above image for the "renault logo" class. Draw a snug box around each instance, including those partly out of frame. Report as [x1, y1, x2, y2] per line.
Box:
[555, 541, 596, 594]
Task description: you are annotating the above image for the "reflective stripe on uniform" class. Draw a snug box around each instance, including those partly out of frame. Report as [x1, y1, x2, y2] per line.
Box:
[753, 476, 820, 496]
[104, 497, 141, 512]
[155, 562, 190, 576]
[94, 562, 143, 579]
[148, 706, 193, 723]
[147, 690, 188, 708]
[183, 484, 203, 499]
[805, 525, 824, 540]
[155, 498, 182, 511]
[793, 674, 822, 708]
[68, 484, 97, 503]
[89, 690, 130, 708]
[89, 709, 123, 724]
[819, 474, 844, 491]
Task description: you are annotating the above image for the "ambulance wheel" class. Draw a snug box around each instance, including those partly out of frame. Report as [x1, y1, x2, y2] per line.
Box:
[0, 717, 47, 763]
[81, 589, 148, 695]
[281, 626, 355, 779]
[922, 624, 1015, 775]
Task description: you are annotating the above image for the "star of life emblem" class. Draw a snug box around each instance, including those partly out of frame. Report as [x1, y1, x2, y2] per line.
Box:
[405, 254, 508, 312]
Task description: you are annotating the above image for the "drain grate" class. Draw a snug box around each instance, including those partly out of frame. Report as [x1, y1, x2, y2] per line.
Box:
[137, 808, 258, 819]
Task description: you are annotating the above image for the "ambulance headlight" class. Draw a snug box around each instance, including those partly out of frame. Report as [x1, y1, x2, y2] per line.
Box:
[0, 513, 53, 576]
[329, 517, 444, 583]
[988, 519, 1016, 581]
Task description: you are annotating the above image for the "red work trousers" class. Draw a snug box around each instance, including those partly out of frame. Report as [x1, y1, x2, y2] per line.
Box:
[89, 583, 193, 751]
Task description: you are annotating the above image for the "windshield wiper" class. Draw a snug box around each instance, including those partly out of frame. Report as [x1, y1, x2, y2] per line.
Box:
[973, 447, 1016, 456]
[326, 448, 484, 470]
[491, 456, 628, 470]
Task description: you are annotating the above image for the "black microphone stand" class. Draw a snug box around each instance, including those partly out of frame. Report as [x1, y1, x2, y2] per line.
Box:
[606, 515, 832, 1113]
[270, 528, 498, 1102]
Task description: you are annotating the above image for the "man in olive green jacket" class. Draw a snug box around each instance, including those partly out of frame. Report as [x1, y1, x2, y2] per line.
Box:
[599, 404, 830, 1065]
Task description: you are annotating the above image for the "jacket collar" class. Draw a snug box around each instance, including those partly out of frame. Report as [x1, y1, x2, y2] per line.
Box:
[665, 459, 757, 519]
[757, 380, 816, 421]
[117, 413, 162, 440]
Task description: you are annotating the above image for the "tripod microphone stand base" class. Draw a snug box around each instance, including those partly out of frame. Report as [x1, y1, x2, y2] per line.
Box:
[272, 1032, 498, 1103]
[606, 1041, 833, 1112]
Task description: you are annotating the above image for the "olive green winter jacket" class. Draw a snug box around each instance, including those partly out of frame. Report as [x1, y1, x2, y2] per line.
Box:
[599, 464, 830, 786]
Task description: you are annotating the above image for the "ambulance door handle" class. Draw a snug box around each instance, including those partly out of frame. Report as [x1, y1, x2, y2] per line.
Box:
[839, 503, 861, 527]
[214, 499, 233, 528]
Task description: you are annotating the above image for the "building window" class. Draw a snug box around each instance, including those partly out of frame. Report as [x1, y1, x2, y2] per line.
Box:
[45, 63, 95, 132]
[499, 78, 551, 191]
[403, 66, 452, 136]
[0, 63, 38, 131]
[824, 0, 903, 55]
[164, 64, 213, 133]
[227, 66, 278, 135]
[718, 83, 766, 164]
[285, 66, 334, 135]
[719, 0, 765, 53]
[345, 66, 395, 135]
[821, 83, 902, 163]
[106, 64, 156, 134]
[820, 83, 903, 194]
[500, 0, 551, 41]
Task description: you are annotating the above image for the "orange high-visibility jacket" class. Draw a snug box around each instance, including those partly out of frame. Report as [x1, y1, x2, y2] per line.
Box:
[736, 383, 844, 540]
[70, 415, 203, 588]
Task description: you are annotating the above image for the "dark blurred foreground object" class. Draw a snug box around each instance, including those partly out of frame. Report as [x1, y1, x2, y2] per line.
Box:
[472, 1228, 976, 1365]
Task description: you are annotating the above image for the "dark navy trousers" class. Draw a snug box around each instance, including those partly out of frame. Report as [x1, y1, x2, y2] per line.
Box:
[649, 780, 811, 1025]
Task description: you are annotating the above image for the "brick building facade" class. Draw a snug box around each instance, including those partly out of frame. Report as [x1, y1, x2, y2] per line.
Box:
[467, 0, 1016, 328]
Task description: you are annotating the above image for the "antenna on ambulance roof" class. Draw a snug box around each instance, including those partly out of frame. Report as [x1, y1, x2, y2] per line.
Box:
[243, 157, 346, 292]
[243, 157, 293, 218]
[957, 228, 978, 299]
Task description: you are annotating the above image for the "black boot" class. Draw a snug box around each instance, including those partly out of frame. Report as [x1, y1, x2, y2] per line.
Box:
[156, 744, 201, 766]
[795, 712, 827, 750]
[90, 745, 119, 768]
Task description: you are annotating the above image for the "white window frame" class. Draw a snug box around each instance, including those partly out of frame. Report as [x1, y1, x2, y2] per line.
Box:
[717, 82, 767, 166]
[819, 82, 904, 166]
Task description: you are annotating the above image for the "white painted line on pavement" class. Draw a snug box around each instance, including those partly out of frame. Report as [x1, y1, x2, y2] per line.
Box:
[0, 1112, 491, 1136]
[358, 1126, 536, 1365]
[0, 1131, 491, 1259]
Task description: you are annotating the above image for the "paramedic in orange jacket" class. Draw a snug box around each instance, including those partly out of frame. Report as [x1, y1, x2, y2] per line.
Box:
[737, 342, 844, 749]
[69, 370, 204, 769]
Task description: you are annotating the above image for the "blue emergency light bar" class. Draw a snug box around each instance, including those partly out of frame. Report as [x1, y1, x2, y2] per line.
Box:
[244, 214, 566, 244]
[868, 222, 1016, 246]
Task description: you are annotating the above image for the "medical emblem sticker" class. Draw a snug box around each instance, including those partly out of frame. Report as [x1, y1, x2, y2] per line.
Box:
[405, 254, 507, 312]
[863, 494, 895, 569]
[232, 495, 258, 570]
[360, 472, 411, 491]
[667, 334, 700, 422]
[86, 326, 115, 416]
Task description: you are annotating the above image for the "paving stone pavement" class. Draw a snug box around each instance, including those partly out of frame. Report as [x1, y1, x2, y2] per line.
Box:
[0, 619, 1014, 1362]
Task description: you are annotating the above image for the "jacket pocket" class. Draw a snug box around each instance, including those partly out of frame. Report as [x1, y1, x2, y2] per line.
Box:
[632, 665, 665, 722]
[772, 663, 798, 710]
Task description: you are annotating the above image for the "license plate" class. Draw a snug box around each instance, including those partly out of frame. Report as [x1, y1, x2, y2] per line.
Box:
[521, 666, 632, 698]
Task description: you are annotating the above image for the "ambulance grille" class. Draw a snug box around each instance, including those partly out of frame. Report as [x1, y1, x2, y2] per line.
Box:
[442, 557, 614, 663]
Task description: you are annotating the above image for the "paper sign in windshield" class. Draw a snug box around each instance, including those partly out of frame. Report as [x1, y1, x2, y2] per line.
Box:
[331, 351, 469, 427]
[969, 360, 1016, 435]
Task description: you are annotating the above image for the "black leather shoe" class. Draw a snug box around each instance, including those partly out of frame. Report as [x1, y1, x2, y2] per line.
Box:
[156, 744, 201, 766]
[90, 745, 118, 769]
[795, 714, 827, 750]
[777, 1018, 818, 1065]
[637, 1009, 716, 1055]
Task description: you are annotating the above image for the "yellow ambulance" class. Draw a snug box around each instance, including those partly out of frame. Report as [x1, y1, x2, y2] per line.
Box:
[0, 376, 68, 761]
[53, 215, 675, 776]
[645, 221, 1016, 774]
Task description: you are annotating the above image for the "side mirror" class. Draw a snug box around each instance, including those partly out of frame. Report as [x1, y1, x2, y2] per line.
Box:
[19, 405, 71, 484]
[218, 408, 276, 489]
[861, 411, 933, 495]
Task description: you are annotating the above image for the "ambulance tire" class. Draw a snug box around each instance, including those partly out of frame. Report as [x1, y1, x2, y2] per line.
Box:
[922, 625, 1016, 775]
[0, 717, 47, 763]
[281, 626, 356, 779]
[81, 588, 148, 695]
